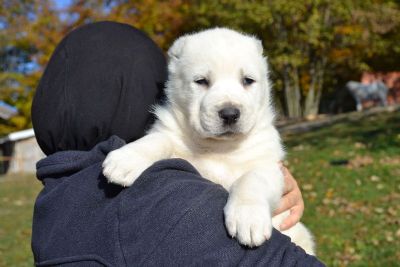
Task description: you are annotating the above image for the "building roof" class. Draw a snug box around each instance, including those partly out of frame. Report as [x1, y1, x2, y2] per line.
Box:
[0, 128, 35, 145]
[0, 101, 18, 120]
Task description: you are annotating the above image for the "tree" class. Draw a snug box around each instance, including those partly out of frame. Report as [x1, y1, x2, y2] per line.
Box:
[0, 0, 189, 136]
[0, 0, 47, 135]
[1, 0, 399, 136]
[61, 0, 190, 50]
[184, 0, 400, 118]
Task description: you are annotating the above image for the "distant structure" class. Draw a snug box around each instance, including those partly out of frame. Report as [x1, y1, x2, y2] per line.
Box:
[0, 101, 18, 119]
[361, 72, 400, 105]
[0, 129, 45, 174]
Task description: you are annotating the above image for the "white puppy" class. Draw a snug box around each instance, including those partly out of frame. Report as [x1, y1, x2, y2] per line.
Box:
[103, 28, 315, 254]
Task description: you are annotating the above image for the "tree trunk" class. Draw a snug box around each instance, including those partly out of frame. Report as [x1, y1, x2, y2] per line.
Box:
[304, 63, 316, 117]
[283, 65, 302, 118]
[303, 60, 325, 117]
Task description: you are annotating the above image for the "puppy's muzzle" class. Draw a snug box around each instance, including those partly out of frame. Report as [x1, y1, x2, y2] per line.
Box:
[218, 107, 240, 125]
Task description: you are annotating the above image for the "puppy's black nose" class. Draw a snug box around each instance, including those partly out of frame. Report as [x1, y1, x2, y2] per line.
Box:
[218, 107, 240, 125]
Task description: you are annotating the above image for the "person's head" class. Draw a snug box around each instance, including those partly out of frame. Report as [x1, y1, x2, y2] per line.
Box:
[32, 21, 167, 155]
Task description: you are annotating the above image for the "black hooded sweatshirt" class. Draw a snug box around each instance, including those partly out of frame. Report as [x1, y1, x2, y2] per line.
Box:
[31, 21, 325, 266]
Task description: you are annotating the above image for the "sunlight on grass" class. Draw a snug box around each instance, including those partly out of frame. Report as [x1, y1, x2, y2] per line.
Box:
[0, 111, 399, 266]
[0, 174, 42, 267]
[284, 111, 400, 266]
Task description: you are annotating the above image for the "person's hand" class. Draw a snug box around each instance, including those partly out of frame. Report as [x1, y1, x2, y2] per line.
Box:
[273, 163, 304, 231]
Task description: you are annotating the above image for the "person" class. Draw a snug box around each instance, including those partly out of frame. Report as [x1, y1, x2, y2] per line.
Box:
[31, 21, 325, 266]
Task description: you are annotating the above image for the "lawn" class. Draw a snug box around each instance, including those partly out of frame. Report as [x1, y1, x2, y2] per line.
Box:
[0, 110, 399, 266]
[0, 174, 42, 267]
[283, 110, 400, 266]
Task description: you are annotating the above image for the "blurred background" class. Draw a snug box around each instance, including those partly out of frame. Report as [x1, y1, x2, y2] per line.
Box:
[0, 0, 399, 266]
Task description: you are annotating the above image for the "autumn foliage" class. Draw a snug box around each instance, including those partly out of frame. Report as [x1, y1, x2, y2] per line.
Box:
[1, 0, 400, 135]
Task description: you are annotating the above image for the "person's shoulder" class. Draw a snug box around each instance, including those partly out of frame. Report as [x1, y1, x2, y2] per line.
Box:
[118, 158, 228, 264]
[132, 158, 225, 192]
[119, 159, 326, 267]
[120, 158, 228, 215]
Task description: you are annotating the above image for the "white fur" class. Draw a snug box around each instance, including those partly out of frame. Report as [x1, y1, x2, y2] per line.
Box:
[103, 28, 315, 254]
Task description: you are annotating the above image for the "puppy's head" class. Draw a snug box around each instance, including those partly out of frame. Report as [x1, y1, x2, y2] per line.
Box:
[166, 28, 274, 140]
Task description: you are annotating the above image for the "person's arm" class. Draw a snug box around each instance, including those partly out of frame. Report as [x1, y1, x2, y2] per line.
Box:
[119, 159, 325, 266]
[274, 164, 305, 230]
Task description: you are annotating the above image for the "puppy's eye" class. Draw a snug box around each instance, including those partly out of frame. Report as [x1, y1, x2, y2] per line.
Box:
[243, 77, 255, 86]
[194, 78, 210, 87]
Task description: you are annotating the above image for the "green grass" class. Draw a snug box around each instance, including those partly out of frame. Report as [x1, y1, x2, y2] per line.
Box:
[0, 111, 399, 266]
[0, 174, 42, 267]
[283, 110, 400, 266]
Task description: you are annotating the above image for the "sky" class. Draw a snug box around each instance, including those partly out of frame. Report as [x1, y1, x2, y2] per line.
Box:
[53, 0, 73, 10]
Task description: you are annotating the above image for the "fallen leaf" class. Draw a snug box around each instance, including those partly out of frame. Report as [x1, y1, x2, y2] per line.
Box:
[370, 175, 380, 182]
[354, 142, 366, 149]
[376, 184, 384, 190]
[375, 207, 384, 214]
[395, 229, 400, 238]
[325, 188, 334, 199]
[302, 184, 313, 191]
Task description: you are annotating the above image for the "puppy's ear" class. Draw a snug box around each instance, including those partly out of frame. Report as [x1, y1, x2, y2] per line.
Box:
[254, 39, 264, 55]
[168, 35, 187, 60]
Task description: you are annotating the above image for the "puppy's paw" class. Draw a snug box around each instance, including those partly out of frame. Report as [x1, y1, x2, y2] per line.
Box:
[102, 148, 152, 187]
[224, 201, 272, 247]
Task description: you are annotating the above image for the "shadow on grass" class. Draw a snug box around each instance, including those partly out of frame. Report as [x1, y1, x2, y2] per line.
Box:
[285, 111, 400, 152]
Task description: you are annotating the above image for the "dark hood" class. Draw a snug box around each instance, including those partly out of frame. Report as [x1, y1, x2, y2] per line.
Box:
[32, 21, 167, 155]
[35, 135, 125, 181]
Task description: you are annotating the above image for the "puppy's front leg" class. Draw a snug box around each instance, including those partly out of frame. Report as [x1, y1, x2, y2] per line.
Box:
[224, 163, 284, 247]
[103, 133, 172, 187]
